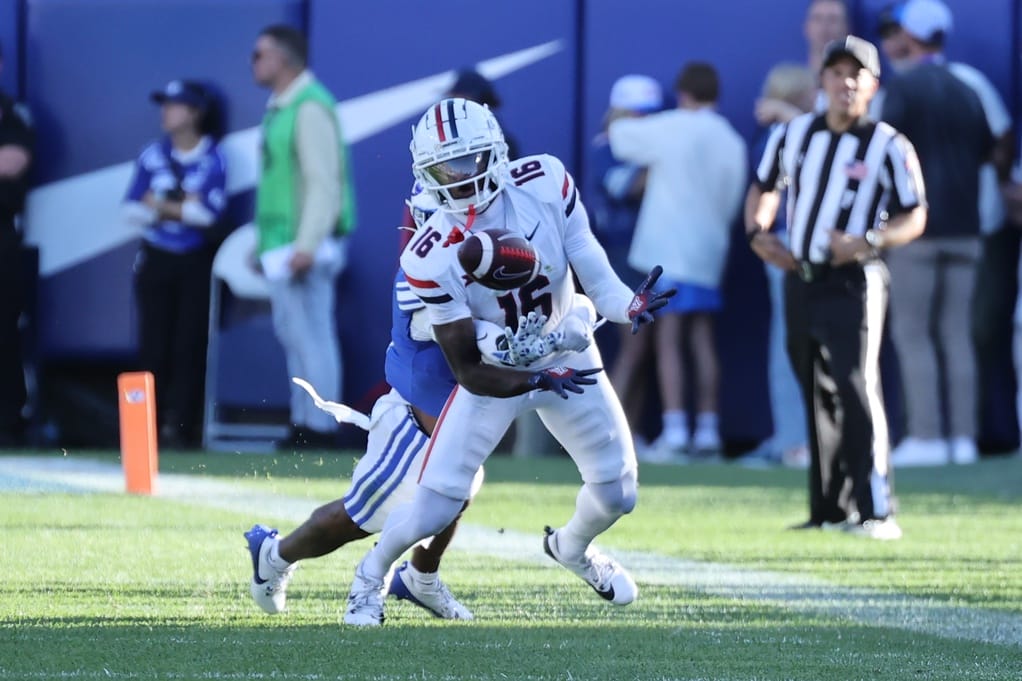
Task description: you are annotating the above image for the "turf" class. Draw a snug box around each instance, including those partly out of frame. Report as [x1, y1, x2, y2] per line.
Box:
[2, 450, 1020, 680]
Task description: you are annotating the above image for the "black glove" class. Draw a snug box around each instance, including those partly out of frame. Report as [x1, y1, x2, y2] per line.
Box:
[528, 367, 602, 399]
[627, 265, 677, 334]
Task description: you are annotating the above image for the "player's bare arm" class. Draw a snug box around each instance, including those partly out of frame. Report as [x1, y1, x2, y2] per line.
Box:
[435, 318, 544, 397]
[744, 183, 797, 270]
[434, 318, 600, 400]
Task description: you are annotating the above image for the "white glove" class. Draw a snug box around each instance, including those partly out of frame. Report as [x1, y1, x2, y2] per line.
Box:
[502, 311, 556, 367]
[475, 302, 596, 368]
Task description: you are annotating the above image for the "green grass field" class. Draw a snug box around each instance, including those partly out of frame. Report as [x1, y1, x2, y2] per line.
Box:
[2, 450, 1021, 681]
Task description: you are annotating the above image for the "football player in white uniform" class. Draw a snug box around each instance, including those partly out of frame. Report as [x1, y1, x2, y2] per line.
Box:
[344, 98, 673, 626]
[244, 185, 588, 621]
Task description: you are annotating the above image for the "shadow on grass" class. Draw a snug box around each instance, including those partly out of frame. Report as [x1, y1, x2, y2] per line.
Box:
[3, 596, 1020, 681]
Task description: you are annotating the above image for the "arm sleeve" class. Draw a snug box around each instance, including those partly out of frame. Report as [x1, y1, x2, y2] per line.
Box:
[949, 64, 1012, 136]
[400, 241, 474, 327]
[419, 280, 473, 327]
[122, 202, 157, 227]
[883, 134, 926, 216]
[185, 147, 228, 226]
[607, 116, 661, 165]
[755, 123, 787, 191]
[293, 101, 342, 254]
[124, 151, 154, 202]
[561, 171, 635, 324]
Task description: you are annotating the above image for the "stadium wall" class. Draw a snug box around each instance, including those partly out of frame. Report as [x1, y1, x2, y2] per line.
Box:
[9, 0, 1020, 447]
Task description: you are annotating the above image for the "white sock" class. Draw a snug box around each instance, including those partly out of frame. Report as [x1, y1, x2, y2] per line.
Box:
[404, 562, 437, 585]
[695, 411, 718, 431]
[663, 410, 688, 434]
[266, 539, 292, 572]
[560, 484, 619, 560]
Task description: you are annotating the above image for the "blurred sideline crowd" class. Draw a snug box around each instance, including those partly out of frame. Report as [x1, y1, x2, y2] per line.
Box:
[0, 0, 1019, 475]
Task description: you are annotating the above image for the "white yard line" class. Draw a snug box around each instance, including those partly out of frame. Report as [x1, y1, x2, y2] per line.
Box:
[2, 456, 1020, 647]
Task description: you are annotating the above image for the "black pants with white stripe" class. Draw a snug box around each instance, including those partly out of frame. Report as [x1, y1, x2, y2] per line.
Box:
[784, 262, 893, 524]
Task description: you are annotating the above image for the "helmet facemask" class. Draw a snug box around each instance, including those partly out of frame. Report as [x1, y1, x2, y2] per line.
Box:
[410, 98, 509, 215]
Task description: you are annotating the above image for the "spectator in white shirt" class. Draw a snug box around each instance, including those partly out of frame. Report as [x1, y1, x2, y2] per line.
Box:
[609, 62, 746, 457]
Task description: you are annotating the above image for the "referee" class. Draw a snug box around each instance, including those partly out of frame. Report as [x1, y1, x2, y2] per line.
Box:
[744, 36, 927, 540]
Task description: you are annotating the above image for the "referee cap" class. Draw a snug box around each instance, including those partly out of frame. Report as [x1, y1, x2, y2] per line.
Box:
[821, 36, 881, 78]
[150, 80, 209, 110]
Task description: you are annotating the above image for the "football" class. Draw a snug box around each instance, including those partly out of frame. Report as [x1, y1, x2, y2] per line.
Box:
[457, 228, 540, 291]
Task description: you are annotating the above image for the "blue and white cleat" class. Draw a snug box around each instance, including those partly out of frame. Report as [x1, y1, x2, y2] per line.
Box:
[542, 526, 637, 605]
[245, 524, 297, 614]
[388, 561, 473, 620]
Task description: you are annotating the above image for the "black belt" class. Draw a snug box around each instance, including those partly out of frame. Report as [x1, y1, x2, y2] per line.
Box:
[794, 260, 877, 284]
[795, 261, 830, 283]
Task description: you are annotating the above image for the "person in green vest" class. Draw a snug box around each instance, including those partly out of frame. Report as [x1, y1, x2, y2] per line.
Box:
[251, 24, 356, 450]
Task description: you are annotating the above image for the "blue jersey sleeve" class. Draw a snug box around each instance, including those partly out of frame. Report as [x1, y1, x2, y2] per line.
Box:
[194, 146, 228, 219]
[124, 145, 156, 202]
[384, 269, 456, 418]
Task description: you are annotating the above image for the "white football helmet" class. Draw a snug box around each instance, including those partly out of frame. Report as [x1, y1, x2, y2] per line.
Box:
[410, 98, 509, 214]
[405, 180, 439, 230]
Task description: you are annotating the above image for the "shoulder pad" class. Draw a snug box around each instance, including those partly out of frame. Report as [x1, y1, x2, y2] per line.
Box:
[400, 223, 454, 285]
[506, 154, 574, 204]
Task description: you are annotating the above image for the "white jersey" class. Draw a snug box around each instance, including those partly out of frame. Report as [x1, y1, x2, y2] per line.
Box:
[400, 154, 634, 372]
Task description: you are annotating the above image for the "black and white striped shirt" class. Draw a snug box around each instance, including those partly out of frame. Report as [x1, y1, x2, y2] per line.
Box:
[756, 113, 926, 263]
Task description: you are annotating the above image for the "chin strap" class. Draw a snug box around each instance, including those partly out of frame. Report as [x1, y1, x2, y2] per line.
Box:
[442, 204, 476, 247]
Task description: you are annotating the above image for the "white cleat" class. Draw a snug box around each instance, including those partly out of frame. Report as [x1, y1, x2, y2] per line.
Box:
[542, 527, 637, 605]
[950, 437, 979, 465]
[891, 437, 948, 467]
[388, 561, 474, 620]
[842, 517, 903, 541]
[344, 558, 388, 626]
[244, 524, 297, 614]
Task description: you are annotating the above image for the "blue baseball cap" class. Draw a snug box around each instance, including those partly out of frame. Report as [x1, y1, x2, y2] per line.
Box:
[150, 80, 208, 109]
